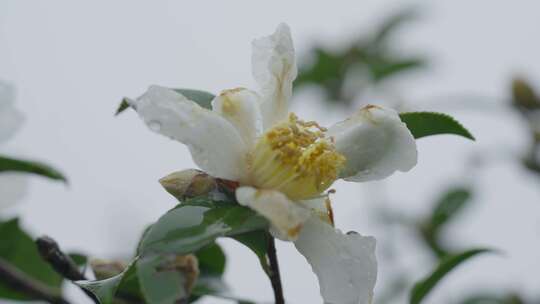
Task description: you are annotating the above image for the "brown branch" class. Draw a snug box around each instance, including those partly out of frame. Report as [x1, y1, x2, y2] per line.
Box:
[267, 235, 285, 304]
[0, 257, 70, 304]
[36, 236, 86, 281]
[36, 235, 100, 303]
[36, 235, 143, 304]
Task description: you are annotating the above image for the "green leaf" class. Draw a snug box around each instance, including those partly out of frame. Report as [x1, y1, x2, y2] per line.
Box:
[459, 293, 525, 304]
[420, 187, 472, 257]
[138, 197, 268, 256]
[191, 275, 257, 304]
[410, 249, 494, 304]
[0, 219, 65, 300]
[80, 245, 249, 304]
[399, 112, 475, 140]
[135, 197, 266, 303]
[136, 224, 154, 256]
[0, 156, 66, 182]
[371, 9, 419, 47]
[116, 88, 215, 116]
[369, 58, 425, 82]
[68, 253, 88, 267]
[231, 231, 270, 275]
[77, 260, 138, 304]
[196, 243, 226, 276]
[115, 98, 131, 116]
[173, 89, 215, 110]
[295, 49, 349, 103]
[429, 188, 472, 230]
[136, 254, 189, 304]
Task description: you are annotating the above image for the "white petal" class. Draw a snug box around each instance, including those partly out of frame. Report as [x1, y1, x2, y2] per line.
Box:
[299, 197, 334, 226]
[235, 186, 310, 241]
[131, 86, 249, 181]
[0, 82, 24, 144]
[294, 217, 377, 304]
[252, 23, 297, 129]
[328, 105, 417, 182]
[211, 88, 263, 148]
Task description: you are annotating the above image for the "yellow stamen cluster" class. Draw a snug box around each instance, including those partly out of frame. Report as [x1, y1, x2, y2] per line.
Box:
[249, 113, 345, 200]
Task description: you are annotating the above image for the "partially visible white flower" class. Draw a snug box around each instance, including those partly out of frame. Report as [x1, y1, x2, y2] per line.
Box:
[130, 24, 417, 304]
[0, 174, 27, 210]
[0, 81, 27, 210]
[0, 81, 24, 144]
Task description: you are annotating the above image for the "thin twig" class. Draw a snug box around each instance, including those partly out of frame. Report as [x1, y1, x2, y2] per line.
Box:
[0, 257, 70, 304]
[267, 235, 285, 304]
[36, 235, 100, 303]
[36, 236, 86, 281]
[36, 235, 142, 304]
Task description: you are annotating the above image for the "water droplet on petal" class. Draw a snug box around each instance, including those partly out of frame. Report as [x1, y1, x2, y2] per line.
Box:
[148, 120, 162, 132]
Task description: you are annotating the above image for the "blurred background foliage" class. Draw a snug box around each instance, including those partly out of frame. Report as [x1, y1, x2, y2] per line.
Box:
[292, 7, 540, 304]
[294, 9, 425, 106]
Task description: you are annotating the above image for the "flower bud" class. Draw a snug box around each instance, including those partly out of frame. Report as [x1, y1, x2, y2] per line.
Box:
[90, 259, 128, 280]
[157, 254, 199, 294]
[159, 169, 217, 201]
[512, 77, 540, 110]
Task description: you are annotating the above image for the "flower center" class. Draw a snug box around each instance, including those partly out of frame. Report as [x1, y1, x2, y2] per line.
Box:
[249, 113, 345, 200]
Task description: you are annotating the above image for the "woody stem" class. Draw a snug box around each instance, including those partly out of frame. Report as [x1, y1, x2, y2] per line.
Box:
[267, 235, 285, 304]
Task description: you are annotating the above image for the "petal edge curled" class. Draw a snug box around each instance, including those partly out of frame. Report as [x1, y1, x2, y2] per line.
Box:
[211, 88, 263, 148]
[0, 82, 24, 144]
[131, 86, 249, 181]
[236, 186, 310, 241]
[294, 217, 377, 304]
[252, 23, 297, 129]
[328, 105, 417, 182]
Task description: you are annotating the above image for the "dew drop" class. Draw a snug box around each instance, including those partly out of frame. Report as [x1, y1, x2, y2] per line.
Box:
[148, 120, 162, 132]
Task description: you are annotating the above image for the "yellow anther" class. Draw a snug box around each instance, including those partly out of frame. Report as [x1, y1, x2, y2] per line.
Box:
[249, 113, 345, 200]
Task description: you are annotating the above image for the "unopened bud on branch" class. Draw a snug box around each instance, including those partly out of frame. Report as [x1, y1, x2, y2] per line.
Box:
[512, 77, 540, 110]
[159, 169, 217, 200]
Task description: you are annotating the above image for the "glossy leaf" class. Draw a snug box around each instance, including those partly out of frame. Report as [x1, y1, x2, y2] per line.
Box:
[116, 88, 215, 116]
[0, 219, 64, 300]
[196, 243, 226, 276]
[173, 89, 215, 110]
[410, 249, 493, 304]
[399, 112, 475, 140]
[77, 260, 138, 304]
[137, 254, 189, 304]
[81, 258, 179, 304]
[231, 230, 270, 275]
[0, 156, 66, 182]
[138, 197, 268, 256]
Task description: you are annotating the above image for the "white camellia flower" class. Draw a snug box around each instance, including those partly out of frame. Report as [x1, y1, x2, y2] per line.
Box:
[130, 24, 417, 304]
[0, 81, 27, 209]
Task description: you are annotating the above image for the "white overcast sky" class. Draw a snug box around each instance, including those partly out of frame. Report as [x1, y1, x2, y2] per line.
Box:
[1, 1, 539, 303]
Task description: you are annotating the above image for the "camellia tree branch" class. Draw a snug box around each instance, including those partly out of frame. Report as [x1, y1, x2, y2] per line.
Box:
[35, 236, 100, 304]
[0, 257, 70, 304]
[267, 235, 285, 304]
